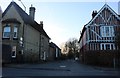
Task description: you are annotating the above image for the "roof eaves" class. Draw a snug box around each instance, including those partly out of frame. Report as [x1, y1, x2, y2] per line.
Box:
[85, 4, 106, 27]
[86, 4, 120, 27]
[79, 25, 87, 42]
[2, 2, 13, 17]
[2, 18, 21, 24]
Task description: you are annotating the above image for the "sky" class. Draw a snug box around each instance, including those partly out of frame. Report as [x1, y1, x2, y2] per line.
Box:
[0, 0, 119, 47]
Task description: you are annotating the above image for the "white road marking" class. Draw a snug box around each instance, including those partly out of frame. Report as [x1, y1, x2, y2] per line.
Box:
[60, 65, 66, 68]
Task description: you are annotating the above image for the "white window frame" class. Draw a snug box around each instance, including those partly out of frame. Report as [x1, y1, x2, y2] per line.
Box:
[3, 25, 11, 38]
[100, 26, 114, 37]
[100, 43, 115, 50]
[13, 26, 18, 38]
[12, 46, 16, 58]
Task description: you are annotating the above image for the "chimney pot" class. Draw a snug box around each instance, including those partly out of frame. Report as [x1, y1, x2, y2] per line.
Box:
[40, 21, 43, 28]
[40, 21, 43, 24]
[29, 5, 35, 20]
[92, 10, 97, 18]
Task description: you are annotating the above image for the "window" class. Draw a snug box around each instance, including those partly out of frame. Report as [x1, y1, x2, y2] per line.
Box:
[3, 25, 11, 38]
[106, 44, 110, 50]
[11, 51, 16, 58]
[101, 43, 115, 50]
[12, 46, 16, 58]
[101, 26, 114, 37]
[13, 26, 18, 38]
[111, 44, 114, 50]
[102, 44, 104, 50]
[105, 27, 109, 36]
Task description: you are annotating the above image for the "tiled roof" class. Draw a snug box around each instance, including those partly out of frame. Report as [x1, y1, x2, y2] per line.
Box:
[2, 1, 50, 39]
[49, 42, 61, 50]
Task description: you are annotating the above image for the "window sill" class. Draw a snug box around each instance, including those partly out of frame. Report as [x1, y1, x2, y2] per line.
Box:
[2, 38, 10, 40]
[13, 38, 18, 40]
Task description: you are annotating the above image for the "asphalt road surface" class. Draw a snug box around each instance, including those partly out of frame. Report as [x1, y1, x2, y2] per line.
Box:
[2, 59, 120, 77]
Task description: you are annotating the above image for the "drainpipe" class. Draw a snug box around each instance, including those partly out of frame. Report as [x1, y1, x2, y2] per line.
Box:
[21, 23, 25, 63]
[39, 33, 41, 61]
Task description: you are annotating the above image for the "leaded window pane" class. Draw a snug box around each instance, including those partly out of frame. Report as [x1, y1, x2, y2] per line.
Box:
[3, 25, 11, 38]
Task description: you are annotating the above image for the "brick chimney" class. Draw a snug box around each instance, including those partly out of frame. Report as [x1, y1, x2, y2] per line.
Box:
[92, 10, 97, 18]
[29, 4, 35, 20]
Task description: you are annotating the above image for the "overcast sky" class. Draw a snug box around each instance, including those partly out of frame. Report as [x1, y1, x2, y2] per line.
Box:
[0, 0, 119, 47]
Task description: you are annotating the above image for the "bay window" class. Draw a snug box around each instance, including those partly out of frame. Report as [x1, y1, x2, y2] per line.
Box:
[3, 25, 11, 38]
[3, 24, 18, 39]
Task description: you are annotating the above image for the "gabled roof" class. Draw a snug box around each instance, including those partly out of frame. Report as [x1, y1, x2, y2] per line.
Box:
[49, 42, 61, 50]
[78, 25, 86, 43]
[2, 1, 50, 39]
[86, 4, 120, 27]
[79, 4, 120, 42]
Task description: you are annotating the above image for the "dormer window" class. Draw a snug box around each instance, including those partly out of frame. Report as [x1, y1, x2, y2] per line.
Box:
[3, 24, 11, 38]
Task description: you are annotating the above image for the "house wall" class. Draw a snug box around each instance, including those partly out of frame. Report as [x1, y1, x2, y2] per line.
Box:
[88, 8, 120, 51]
[79, 30, 87, 49]
[79, 30, 89, 51]
[40, 35, 49, 61]
[79, 5, 120, 67]
[24, 24, 40, 62]
[49, 46, 55, 61]
[2, 5, 24, 45]
[2, 5, 24, 63]
[2, 4, 49, 62]
[2, 2, 50, 63]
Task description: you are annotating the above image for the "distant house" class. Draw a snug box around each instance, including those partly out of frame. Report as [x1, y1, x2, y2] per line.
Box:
[2, 1, 50, 63]
[78, 4, 120, 66]
[49, 42, 61, 61]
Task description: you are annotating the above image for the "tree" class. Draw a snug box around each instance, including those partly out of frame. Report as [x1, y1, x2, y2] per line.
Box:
[62, 38, 79, 59]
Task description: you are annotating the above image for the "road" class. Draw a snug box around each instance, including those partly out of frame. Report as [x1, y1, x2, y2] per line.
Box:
[2, 59, 120, 77]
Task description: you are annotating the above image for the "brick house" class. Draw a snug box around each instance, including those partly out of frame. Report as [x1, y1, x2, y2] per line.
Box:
[78, 4, 120, 67]
[2, 1, 50, 63]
